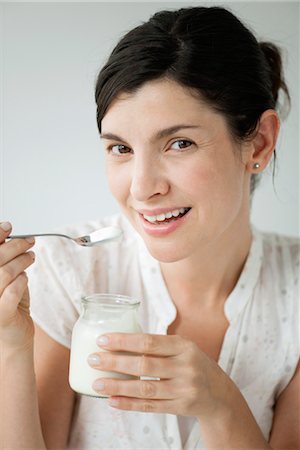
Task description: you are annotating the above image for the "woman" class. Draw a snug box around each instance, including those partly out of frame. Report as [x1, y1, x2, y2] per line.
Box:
[0, 6, 299, 450]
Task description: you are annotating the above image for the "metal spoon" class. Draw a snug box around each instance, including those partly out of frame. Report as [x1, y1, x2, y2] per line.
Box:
[8, 226, 123, 247]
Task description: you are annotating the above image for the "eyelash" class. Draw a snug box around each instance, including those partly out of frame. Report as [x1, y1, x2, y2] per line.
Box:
[106, 139, 194, 156]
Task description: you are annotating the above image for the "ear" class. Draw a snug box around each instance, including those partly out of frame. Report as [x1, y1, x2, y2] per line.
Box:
[245, 109, 280, 174]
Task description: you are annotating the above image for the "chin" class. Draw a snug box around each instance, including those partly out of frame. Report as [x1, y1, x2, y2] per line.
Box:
[142, 237, 192, 263]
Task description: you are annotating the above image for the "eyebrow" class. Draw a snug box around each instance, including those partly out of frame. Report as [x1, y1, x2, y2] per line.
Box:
[100, 124, 202, 143]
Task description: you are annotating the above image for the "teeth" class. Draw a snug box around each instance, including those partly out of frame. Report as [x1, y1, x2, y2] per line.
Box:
[143, 207, 189, 223]
[144, 215, 157, 223]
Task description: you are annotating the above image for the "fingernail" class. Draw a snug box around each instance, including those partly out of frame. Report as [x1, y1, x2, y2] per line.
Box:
[97, 335, 109, 346]
[87, 354, 101, 366]
[93, 380, 105, 392]
[0, 221, 12, 231]
[28, 251, 35, 261]
[25, 237, 35, 244]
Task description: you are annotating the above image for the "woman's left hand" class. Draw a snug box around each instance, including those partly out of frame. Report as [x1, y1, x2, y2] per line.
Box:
[88, 333, 230, 418]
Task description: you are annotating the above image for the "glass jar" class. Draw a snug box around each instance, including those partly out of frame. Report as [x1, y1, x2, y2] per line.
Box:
[69, 293, 141, 397]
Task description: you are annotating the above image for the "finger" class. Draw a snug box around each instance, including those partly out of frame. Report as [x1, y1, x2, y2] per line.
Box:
[0, 272, 28, 325]
[0, 238, 35, 267]
[18, 285, 30, 313]
[108, 396, 176, 414]
[97, 333, 187, 356]
[0, 222, 12, 244]
[88, 351, 177, 378]
[0, 251, 35, 296]
[93, 377, 176, 400]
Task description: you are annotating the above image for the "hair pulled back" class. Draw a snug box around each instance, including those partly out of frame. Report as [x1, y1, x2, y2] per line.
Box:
[95, 6, 290, 192]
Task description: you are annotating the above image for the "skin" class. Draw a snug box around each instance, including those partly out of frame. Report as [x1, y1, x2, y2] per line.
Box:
[0, 78, 299, 449]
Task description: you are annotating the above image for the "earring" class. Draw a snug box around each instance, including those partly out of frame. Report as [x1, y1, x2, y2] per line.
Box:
[253, 163, 260, 169]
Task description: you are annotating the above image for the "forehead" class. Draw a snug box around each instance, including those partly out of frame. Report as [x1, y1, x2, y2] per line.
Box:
[101, 79, 217, 128]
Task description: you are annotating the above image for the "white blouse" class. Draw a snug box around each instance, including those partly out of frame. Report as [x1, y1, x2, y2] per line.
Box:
[28, 213, 299, 449]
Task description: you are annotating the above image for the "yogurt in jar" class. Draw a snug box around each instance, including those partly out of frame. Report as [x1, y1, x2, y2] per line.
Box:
[69, 294, 141, 397]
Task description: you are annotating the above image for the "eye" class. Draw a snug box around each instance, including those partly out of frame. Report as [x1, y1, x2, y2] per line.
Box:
[170, 139, 193, 151]
[107, 144, 132, 155]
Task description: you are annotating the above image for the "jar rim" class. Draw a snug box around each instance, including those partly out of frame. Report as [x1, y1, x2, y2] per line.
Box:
[81, 293, 140, 307]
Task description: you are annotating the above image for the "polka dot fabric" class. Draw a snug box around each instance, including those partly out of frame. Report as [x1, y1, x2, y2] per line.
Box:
[28, 214, 299, 449]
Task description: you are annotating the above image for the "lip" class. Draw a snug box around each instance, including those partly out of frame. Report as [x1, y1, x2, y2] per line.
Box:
[137, 208, 191, 237]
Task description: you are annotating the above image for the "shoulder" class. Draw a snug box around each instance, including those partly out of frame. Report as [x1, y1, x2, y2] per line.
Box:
[258, 229, 299, 278]
[254, 228, 299, 319]
[260, 229, 299, 253]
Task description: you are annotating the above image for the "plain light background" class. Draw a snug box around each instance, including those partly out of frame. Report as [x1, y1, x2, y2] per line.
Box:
[0, 1, 299, 236]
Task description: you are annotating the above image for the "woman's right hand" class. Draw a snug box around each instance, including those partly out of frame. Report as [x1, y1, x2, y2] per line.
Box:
[0, 221, 36, 350]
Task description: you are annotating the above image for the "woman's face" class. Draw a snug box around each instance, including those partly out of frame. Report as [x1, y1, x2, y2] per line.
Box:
[101, 79, 251, 262]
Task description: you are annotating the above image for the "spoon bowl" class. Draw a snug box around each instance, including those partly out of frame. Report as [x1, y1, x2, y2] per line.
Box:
[8, 226, 123, 247]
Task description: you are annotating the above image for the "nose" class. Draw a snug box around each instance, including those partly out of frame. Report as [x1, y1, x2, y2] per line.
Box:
[129, 155, 169, 201]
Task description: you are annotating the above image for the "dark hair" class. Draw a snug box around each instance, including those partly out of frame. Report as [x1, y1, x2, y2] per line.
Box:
[95, 6, 290, 193]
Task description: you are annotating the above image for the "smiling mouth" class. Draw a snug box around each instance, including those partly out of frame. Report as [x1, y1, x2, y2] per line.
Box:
[142, 207, 191, 225]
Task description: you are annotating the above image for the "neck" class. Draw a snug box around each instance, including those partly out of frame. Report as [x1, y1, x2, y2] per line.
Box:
[160, 219, 252, 309]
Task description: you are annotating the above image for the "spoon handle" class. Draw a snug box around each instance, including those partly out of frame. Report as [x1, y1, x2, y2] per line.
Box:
[8, 233, 72, 240]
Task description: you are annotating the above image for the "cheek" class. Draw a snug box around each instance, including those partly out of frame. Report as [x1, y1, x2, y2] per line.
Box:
[178, 163, 219, 199]
[106, 164, 130, 204]
[182, 159, 244, 212]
